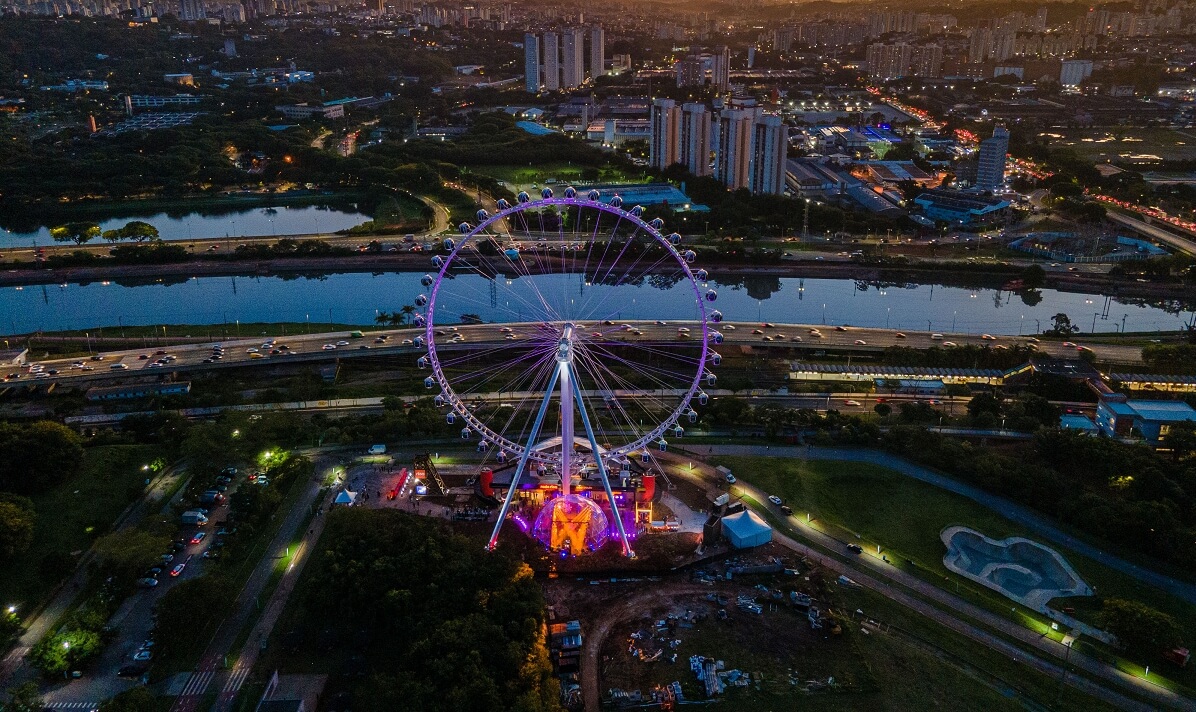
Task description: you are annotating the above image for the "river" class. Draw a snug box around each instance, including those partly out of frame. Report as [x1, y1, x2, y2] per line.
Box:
[1, 272, 1191, 336]
[0, 204, 368, 248]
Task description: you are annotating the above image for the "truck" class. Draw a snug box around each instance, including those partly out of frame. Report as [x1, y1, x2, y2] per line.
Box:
[368, 444, 387, 455]
[181, 510, 208, 526]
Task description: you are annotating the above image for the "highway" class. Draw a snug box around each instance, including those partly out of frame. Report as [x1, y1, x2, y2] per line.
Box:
[3, 321, 1143, 391]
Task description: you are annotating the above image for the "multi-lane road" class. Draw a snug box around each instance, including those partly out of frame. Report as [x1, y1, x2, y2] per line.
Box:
[4, 320, 1140, 392]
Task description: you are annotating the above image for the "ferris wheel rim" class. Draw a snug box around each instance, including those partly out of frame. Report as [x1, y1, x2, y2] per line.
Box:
[421, 196, 711, 463]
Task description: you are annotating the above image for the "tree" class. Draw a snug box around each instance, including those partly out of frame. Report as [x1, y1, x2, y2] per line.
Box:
[1047, 313, 1078, 335]
[120, 221, 159, 242]
[48, 222, 101, 245]
[93, 529, 170, 588]
[1020, 264, 1046, 289]
[1101, 598, 1183, 658]
[102, 229, 124, 244]
[153, 576, 235, 658]
[0, 493, 35, 559]
[98, 686, 156, 712]
[28, 628, 102, 675]
[0, 421, 85, 494]
[873, 403, 892, 418]
[967, 392, 1003, 420]
[1, 681, 42, 712]
[1164, 421, 1196, 461]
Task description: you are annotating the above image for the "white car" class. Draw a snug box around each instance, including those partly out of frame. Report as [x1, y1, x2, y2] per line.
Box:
[767, 495, 783, 506]
[722, 324, 736, 330]
[854, 339, 867, 345]
[246, 348, 259, 354]
[844, 399, 862, 407]
[336, 340, 350, 346]
[322, 344, 337, 350]
[401, 339, 413, 345]
[981, 334, 996, 340]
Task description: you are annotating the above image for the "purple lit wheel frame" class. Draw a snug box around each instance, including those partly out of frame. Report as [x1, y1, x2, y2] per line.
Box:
[420, 196, 713, 466]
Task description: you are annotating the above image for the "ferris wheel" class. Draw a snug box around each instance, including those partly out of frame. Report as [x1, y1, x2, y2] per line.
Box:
[412, 187, 724, 556]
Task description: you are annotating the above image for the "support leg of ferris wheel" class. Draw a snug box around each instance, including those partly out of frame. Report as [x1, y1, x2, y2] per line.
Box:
[486, 365, 561, 551]
[570, 367, 635, 558]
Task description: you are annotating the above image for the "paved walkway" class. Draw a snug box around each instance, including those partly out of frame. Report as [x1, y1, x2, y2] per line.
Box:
[696, 445, 1196, 606]
[658, 452, 1194, 712]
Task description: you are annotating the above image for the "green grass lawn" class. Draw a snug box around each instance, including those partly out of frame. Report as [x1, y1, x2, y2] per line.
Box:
[0, 445, 161, 614]
[712, 455, 1196, 694]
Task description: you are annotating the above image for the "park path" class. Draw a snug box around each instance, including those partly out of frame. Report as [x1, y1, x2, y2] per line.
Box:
[656, 451, 1193, 712]
[699, 444, 1196, 606]
[0, 463, 188, 690]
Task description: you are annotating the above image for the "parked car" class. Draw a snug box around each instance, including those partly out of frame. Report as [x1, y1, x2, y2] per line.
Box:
[767, 495, 783, 506]
[135, 578, 159, 589]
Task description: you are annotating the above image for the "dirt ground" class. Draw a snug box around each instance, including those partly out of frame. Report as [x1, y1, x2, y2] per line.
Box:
[546, 543, 864, 711]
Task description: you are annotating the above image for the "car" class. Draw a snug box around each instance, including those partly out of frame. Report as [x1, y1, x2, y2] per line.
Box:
[336, 340, 350, 346]
[160, 553, 174, 563]
[844, 400, 862, 407]
[722, 324, 735, 330]
[780, 505, 793, 515]
[677, 327, 690, 333]
[846, 544, 864, 554]
[763, 322, 775, 328]
[374, 337, 385, 343]
[170, 562, 186, 577]
[91, 354, 105, 361]
[752, 329, 764, 334]
[71, 361, 85, 368]
[767, 495, 783, 506]
[655, 320, 667, 325]
[249, 353, 264, 360]
[132, 650, 152, 662]
[135, 577, 159, 589]
[322, 344, 336, 350]
[190, 532, 206, 545]
[246, 348, 259, 354]
[808, 329, 821, 334]
[1026, 337, 1040, 343]
[118, 664, 148, 678]
[981, 334, 996, 340]
[155, 350, 168, 355]
[725, 474, 736, 484]
[942, 341, 958, 347]
[401, 338, 413, 345]
[791, 336, 803, 342]
[138, 354, 149, 360]
[895, 332, 906, 338]
[854, 339, 867, 345]
[1061, 341, 1077, 348]
[111, 363, 128, 370]
[761, 335, 772, 341]
[835, 325, 848, 331]
[930, 333, 944, 340]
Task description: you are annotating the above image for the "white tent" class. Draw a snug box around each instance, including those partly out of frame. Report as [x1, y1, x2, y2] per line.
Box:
[334, 489, 358, 506]
[721, 509, 772, 549]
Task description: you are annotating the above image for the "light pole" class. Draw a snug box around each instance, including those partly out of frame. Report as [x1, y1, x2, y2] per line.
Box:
[951, 311, 957, 332]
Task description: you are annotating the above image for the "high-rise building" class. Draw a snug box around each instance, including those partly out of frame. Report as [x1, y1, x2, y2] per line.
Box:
[1059, 59, 1093, 87]
[750, 115, 786, 195]
[976, 126, 1009, 191]
[866, 43, 912, 80]
[674, 56, 704, 87]
[524, 33, 541, 93]
[543, 32, 560, 91]
[713, 109, 754, 191]
[968, 27, 991, 63]
[590, 26, 605, 80]
[650, 99, 681, 169]
[910, 44, 943, 78]
[711, 46, 731, 91]
[562, 28, 585, 88]
[680, 103, 711, 176]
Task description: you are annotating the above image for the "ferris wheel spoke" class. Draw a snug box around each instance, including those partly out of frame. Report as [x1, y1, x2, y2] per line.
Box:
[571, 348, 673, 447]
